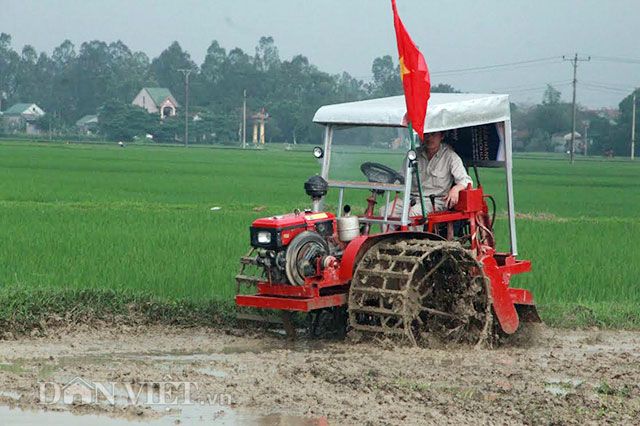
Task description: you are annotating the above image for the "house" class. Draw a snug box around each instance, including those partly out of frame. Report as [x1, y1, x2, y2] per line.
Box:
[549, 131, 583, 153]
[76, 114, 99, 134]
[132, 87, 178, 119]
[2, 103, 45, 134]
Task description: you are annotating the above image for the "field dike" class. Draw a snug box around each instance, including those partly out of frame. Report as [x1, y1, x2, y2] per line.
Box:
[0, 287, 236, 338]
[0, 285, 639, 340]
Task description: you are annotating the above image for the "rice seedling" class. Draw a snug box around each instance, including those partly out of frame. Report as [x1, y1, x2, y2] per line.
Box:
[0, 140, 638, 327]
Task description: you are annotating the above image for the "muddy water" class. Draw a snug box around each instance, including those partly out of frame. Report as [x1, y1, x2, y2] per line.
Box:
[0, 405, 325, 425]
[0, 325, 639, 425]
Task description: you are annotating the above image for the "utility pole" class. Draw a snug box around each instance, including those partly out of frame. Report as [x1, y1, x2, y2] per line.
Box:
[563, 53, 590, 164]
[583, 121, 589, 156]
[178, 68, 193, 147]
[242, 89, 247, 149]
[632, 92, 636, 160]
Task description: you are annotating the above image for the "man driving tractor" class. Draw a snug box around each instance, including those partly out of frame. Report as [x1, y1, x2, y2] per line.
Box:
[384, 130, 473, 220]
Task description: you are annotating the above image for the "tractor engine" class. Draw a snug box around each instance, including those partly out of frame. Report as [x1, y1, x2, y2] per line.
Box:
[249, 211, 338, 285]
[247, 176, 344, 286]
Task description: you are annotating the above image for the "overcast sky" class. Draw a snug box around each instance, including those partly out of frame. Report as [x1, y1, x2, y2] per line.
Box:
[2, 0, 639, 107]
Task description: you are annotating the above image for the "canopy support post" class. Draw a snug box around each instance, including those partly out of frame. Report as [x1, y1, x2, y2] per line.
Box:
[320, 125, 332, 180]
[400, 160, 413, 227]
[407, 123, 427, 221]
[504, 119, 518, 256]
[319, 125, 333, 212]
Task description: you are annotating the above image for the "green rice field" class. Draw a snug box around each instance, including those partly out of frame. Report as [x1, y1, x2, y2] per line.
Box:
[0, 140, 639, 328]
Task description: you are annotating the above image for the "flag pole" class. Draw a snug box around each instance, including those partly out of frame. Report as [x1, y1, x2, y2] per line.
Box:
[407, 122, 427, 220]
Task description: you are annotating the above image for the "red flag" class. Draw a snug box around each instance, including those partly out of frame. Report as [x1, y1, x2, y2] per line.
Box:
[391, 0, 431, 140]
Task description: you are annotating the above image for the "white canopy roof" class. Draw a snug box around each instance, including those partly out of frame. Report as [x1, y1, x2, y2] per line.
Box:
[313, 93, 511, 133]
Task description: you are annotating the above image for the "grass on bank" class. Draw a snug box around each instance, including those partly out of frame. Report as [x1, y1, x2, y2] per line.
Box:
[0, 286, 236, 336]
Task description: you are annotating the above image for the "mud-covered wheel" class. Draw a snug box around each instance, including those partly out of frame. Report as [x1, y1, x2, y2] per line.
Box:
[307, 307, 348, 340]
[348, 238, 493, 346]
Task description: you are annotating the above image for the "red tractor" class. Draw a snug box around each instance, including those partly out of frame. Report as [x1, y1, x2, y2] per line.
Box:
[236, 93, 539, 345]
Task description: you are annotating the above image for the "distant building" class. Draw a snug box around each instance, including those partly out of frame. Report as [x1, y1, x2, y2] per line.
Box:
[549, 131, 583, 154]
[2, 103, 45, 135]
[75, 114, 99, 134]
[132, 87, 178, 119]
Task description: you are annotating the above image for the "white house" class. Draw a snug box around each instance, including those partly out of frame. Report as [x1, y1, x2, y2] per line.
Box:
[132, 87, 179, 119]
[2, 103, 45, 134]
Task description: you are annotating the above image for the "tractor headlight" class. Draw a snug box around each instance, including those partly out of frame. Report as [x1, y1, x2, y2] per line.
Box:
[257, 231, 272, 244]
[313, 146, 324, 159]
[407, 149, 417, 162]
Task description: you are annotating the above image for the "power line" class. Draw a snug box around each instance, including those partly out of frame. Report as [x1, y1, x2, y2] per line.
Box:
[579, 82, 634, 94]
[485, 80, 572, 93]
[582, 80, 638, 90]
[580, 81, 636, 93]
[352, 53, 640, 81]
[510, 84, 573, 94]
[579, 85, 627, 95]
[432, 56, 561, 76]
[350, 55, 563, 80]
[589, 55, 640, 65]
[432, 60, 563, 77]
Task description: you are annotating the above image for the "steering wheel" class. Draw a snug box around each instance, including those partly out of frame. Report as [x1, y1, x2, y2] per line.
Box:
[360, 162, 405, 186]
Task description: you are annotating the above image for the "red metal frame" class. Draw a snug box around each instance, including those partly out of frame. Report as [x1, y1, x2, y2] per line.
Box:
[236, 293, 347, 312]
[236, 187, 536, 334]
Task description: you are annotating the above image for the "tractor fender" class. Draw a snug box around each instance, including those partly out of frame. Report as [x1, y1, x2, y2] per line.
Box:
[480, 255, 520, 334]
[338, 231, 444, 282]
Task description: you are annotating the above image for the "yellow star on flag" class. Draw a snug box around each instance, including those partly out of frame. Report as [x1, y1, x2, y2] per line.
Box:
[399, 56, 410, 81]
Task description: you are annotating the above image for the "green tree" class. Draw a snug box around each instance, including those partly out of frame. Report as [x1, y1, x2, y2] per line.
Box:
[14, 45, 39, 102]
[50, 40, 78, 122]
[583, 112, 615, 155]
[198, 41, 226, 89]
[431, 83, 459, 93]
[150, 41, 197, 104]
[192, 41, 226, 112]
[153, 115, 181, 143]
[334, 72, 365, 103]
[510, 84, 573, 152]
[0, 33, 20, 106]
[254, 36, 280, 72]
[369, 55, 402, 97]
[107, 41, 153, 103]
[612, 89, 640, 156]
[73, 41, 114, 119]
[98, 100, 157, 141]
[542, 84, 561, 105]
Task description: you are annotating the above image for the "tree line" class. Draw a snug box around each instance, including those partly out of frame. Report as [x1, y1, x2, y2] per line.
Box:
[0, 33, 423, 144]
[0, 32, 636, 154]
[512, 84, 638, 156]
